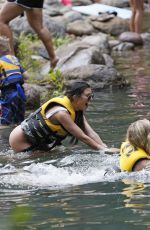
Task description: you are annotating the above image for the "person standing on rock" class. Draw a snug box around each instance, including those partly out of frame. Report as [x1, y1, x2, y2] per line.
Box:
[0, 0, 58, 69]
[129, 0, 144, 33]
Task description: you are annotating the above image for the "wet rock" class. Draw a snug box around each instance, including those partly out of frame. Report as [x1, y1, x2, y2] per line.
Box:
[112, 42, 134, 51]
[40, 33, 111, 76]
[67, 19, 94, 36]
[10, 14, 66, 37]
[109, 40, 121, 49]
[102, 53, 114, 67]
[72, 0, 93, 6]
[91, 17, 129, 36]
[63, 64, 127, 89]
[44, 1, 76, 16]
[63, 10, 83, 23]
[0, 0, 132, 107]
[24, 84, 42, 109]
[141, 32, 150, 48]
[90, 14, 115, 22]
[81, 33, 110, 54]
[99, 0, 130, 8]
[56, 41, 105, 72]
[119, 32, 143, 45]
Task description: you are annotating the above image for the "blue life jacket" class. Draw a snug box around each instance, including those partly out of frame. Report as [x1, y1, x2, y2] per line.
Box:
[0, 55, 24, 88]
[0, 55, 26, 105]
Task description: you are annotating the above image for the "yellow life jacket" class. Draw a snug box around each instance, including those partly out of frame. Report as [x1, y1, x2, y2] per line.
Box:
[40, 96, 76, 136]
[25, 95, 76, 147]
[120, 141, 150, 172]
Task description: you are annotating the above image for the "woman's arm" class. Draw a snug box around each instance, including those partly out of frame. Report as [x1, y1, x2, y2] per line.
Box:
[83, 116, 107, 147]
[83, 117, 120, 153]
[55, 111, 105, 150]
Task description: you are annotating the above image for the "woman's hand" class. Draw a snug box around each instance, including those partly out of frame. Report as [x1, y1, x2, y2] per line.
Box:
[103, 147, 120, 154]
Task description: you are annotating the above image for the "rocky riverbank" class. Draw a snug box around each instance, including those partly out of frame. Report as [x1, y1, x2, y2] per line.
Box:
[1, 0, 150, 108]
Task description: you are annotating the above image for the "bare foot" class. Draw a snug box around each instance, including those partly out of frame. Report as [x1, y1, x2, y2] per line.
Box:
[50, 57, 59, 69]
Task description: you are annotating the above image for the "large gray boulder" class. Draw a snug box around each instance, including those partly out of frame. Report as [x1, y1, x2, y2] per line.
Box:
[62, 64, 127, 89]
[91, 17, 129, 36]
[56, 39, 108, 72]
[67, 19, 95, 36]
[81, 33, 110, 54]
[10, 14, 66, 37]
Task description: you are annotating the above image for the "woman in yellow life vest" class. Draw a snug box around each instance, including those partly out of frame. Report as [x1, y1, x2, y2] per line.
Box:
[120, 119, 150, 172]
[9, 81, 109, 153]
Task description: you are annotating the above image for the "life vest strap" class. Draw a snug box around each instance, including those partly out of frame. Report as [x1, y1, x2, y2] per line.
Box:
[0, 84, 26, 105]
[1, 74, 24, 88]
[0, 91, 18, 105]
[25, 109, 65, 146]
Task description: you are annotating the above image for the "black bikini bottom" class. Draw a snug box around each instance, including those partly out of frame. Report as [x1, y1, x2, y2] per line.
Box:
[7, 0, 44, 8]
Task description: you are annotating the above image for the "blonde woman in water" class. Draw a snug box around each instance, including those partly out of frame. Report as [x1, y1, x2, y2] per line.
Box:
[120, 119, 150, 172]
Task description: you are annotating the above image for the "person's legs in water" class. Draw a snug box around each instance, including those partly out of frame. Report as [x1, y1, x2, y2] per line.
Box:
[130, 0, 144, 33]
[130, 0, 136, 32]
[0, 2, 24, 54]
[26, 8, 58, 69]
[134, 0, 144, 33]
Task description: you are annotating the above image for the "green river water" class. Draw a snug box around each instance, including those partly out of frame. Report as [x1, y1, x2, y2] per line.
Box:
[0, 47, 150, 229]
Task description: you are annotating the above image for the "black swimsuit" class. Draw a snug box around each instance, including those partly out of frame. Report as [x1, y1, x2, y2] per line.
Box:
[7, 0, 44, 8]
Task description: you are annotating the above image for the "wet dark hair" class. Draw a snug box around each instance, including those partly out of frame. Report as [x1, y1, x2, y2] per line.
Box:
[65, 81, 91, 144]
[65, 81, 91, 98]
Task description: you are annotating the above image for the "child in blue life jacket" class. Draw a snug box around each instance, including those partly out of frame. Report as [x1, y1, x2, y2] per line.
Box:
[120, 119, 150, 172]
[0, 36, 29, 125]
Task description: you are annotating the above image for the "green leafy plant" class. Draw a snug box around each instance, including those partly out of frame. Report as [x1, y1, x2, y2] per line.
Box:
[39, 69, 64, 103]
[16, 34, 68, 101]
[49, 69, 64, 96]
[16, 33, 41, 71]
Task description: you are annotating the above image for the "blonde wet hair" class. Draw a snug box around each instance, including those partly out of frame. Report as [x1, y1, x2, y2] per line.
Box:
[127, 119, 150, 155]
[0, 35, 11, 56]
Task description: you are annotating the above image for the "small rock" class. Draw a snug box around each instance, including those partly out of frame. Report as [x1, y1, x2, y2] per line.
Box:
[119, 31, 143, 45]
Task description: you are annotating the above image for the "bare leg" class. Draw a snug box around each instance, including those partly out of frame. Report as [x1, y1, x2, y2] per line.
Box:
[0, 2, 24, 54]
[129, 0, 144, 33]
[9, 125, 32, 153]
[130, 0, 136, 32]
[134, 10, 143, 33]
[26, 9, 58, 68]
[134, 0, 144, 33]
